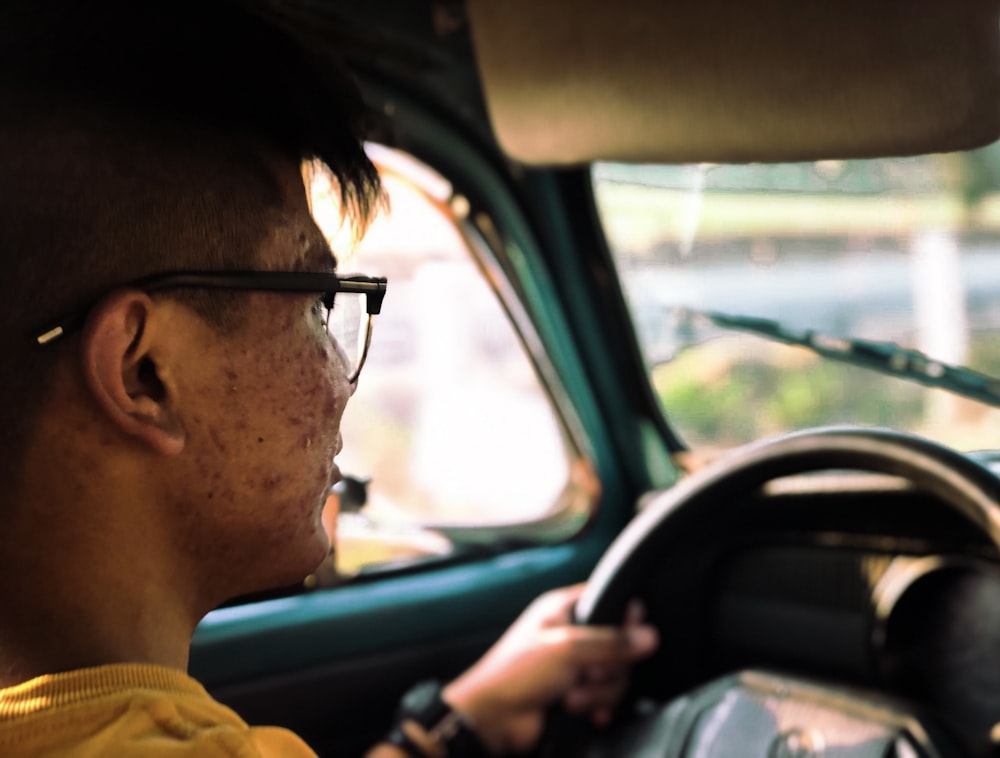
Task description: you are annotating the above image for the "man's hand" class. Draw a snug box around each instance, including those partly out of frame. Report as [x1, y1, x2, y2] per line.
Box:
[441, 584, 659, 755]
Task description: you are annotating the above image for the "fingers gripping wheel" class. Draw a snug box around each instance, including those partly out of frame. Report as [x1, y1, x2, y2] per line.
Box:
[576, 425, 1000, 627]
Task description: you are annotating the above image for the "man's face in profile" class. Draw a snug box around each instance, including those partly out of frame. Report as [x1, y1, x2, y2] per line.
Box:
[164, 153, 354, 594]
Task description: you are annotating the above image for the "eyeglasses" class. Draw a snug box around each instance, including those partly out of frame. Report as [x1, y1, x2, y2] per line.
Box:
[32, 270, 389, 384]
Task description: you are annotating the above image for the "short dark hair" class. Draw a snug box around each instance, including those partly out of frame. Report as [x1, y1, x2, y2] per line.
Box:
[0, 0, 383, 485]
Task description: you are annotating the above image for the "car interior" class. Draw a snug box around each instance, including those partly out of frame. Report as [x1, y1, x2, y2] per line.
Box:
[186, 1, 1000, 755]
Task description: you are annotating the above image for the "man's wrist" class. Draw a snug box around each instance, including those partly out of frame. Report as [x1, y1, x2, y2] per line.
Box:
[386, 680, 492, 758]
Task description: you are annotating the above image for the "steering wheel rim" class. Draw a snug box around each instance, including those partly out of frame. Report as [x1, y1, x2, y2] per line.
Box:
[575, 425, 1000, 626]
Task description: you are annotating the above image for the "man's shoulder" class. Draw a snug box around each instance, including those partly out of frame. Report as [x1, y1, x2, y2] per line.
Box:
[0, 663, 318, 757]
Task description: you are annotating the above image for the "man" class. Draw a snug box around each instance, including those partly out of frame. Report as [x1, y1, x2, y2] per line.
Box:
[0, 1, 658, 756]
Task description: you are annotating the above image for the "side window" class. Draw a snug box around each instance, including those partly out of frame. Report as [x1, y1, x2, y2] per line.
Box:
[309, 146, 591, 579]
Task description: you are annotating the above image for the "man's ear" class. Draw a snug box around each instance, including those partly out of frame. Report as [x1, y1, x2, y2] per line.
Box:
[80, 290, 186, 456]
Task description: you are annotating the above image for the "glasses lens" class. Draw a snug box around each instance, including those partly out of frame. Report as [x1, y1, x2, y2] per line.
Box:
[326, 291, 366, 376]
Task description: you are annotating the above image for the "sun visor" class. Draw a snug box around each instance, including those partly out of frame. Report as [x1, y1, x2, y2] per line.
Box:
[465, 0, 1000, 165]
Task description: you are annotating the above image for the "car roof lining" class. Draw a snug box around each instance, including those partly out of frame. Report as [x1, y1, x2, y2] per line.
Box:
[465, 0, 1000, 165]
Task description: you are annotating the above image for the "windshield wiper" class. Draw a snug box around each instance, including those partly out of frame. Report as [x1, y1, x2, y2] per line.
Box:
[681, 308, 1000, 409]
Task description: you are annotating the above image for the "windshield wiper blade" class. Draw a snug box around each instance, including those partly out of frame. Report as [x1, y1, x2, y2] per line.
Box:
[686, 308, 1000, 409]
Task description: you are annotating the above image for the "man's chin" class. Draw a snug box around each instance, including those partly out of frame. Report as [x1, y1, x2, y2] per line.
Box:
[299, 526, 333, 575]
[247, 530, 333, 597]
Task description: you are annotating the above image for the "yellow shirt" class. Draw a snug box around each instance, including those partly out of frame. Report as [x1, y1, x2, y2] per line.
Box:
[0, 664, 318, 757]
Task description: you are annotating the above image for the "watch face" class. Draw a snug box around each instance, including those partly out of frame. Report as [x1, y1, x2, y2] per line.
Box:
[399, 680, 450, 721]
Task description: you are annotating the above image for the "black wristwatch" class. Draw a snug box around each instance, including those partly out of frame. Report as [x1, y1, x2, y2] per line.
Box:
[385, 679, 490, 758]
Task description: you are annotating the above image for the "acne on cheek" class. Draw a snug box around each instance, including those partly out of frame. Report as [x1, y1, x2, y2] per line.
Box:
[322, 390, 343, 421]
[199, 469, 224, 504]
[292, 382, 342, 444]
[261, 475, 285, 492]
[223, 316, 345, 451]
[208, 426, 228, 454]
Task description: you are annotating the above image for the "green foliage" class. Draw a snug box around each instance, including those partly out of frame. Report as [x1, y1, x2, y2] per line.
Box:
[969, 332, 1000, 378]
[652, 337, 931, 447]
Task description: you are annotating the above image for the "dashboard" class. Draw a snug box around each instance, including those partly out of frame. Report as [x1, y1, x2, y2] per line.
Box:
[615, 453, 1000, 756]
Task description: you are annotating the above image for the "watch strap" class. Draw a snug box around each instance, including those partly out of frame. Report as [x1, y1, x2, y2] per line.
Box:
[386, 680, 490, 758]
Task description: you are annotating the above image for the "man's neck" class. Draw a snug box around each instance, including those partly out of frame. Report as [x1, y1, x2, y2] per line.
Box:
[0, 540, 198, 688]
[0, 493, 200, 689]
[0, 613, 193, 689]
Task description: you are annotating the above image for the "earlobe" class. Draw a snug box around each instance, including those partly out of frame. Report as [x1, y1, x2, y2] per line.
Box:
[81, 291, 186, 456]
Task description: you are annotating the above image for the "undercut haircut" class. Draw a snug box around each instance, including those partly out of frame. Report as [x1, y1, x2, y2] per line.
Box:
[0, 0, 383, 486]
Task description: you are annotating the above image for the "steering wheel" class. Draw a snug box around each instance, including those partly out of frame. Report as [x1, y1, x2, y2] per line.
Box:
[571, 426, 1000, 757]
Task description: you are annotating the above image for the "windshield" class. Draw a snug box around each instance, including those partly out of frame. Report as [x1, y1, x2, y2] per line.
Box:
[593, 146, 1000, 452]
